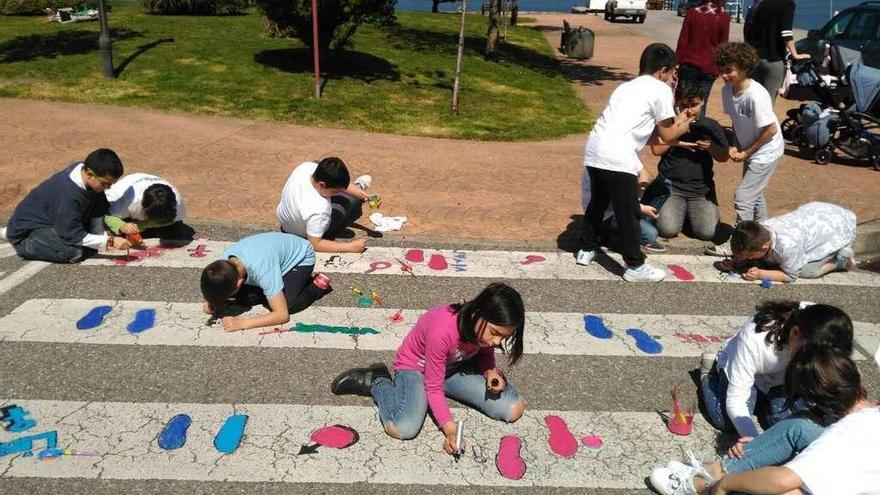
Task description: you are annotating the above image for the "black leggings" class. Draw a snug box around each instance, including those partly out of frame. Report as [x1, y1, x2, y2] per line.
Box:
[579, 166, 645, 268]
[233, 264, 327, 314]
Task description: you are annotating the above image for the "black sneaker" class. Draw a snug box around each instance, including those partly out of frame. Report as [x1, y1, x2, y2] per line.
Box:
[330, 363, 390, 396]
[642, 240, 667, 253]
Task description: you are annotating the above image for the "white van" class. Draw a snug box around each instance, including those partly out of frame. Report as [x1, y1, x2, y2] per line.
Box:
[604, 0, 647, 23]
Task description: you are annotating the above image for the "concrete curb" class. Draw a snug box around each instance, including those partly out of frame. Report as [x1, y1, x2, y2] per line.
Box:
[855, 219, 880, 257]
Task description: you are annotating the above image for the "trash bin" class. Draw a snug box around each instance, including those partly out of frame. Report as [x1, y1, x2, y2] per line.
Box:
[566, 28, 594, 60]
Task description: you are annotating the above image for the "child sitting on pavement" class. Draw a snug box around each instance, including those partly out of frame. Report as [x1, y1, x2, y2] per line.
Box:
[1, 148, 132, 263]
[200, 232, 331, 332]
[651, 345, 874, 495]
[577, 43, 696, 281]
[649, 80, 729, 242]
[276, 157, 370, 253]
[104, 173, 187, 240]
[720, 202, 857, 283]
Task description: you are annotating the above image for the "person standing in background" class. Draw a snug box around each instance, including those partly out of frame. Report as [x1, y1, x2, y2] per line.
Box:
[676, 0, 730, 116]
[745, 0, 810, 105]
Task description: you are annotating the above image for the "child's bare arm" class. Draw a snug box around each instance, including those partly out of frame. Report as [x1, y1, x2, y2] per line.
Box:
[743, 267, 792, 283]
[709, 466, 803, 495]
[656, 110, 696, 142]
[741, 123, 778, 160]
[309, 236, 367, 253]
[221, 293, 290, 332]
[344, 183, 369, 202]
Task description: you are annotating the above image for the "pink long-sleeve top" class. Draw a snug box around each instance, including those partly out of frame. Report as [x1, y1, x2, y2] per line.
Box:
[392, 304, 496, 427]
[676, 5, 730, 76]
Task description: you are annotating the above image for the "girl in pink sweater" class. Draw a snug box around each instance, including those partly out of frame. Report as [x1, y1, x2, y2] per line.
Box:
[331, 283, 526, 455]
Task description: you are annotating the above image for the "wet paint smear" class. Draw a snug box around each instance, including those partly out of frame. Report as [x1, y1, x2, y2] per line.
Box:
[626, 328, 663, 354]
[544, 415, 578, 458]
[405, 249, 424, 264]
[428, 253, 448, 271]
[310, 424, 359, 449]
[581, 435, 604, 450]
[292, 323, 378, 336]
[583, 315, 613, 339]
[76, 306, 113, 330]
[214, 414, 248, 454]
[158, 414, 192, 450]
[667, 264, 695, 281]
[496, 435, 526, 480]
[126, 308, 156, 334]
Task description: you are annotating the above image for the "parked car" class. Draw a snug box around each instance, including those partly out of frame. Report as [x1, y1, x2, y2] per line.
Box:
[796, 1, 880, 68]
[677, 0, 700, 16]
[605, 0, 647, 22]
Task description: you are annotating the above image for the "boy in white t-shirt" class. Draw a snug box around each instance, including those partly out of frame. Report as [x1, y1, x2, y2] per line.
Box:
[707, 42, 784, 257]
[276, 157, 369, 253]
[104, 173, 187, 239]
[577, 43, 695, 282]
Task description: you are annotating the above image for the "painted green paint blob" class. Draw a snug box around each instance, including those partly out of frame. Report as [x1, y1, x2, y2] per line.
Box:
[292, 323, 379, 336]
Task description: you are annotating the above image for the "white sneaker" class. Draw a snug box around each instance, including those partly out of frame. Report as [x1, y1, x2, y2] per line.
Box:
[575, 249, 597, 266]
[0, 226, 6, 242]
[623, 263, 666, 282]
[704, 241, 732, 257]
[649, 465, 699, 495]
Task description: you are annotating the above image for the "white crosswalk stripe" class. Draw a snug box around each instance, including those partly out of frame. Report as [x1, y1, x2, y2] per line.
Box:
[79, 241, 880, 286]
[0, 399, 716, 488]
[1, 298, 879, 359]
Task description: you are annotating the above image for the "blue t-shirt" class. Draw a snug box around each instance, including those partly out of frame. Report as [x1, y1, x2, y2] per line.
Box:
[221, 233, 316, 299]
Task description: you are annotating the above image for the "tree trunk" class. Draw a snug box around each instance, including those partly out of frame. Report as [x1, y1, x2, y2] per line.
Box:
[510, 0, 518, 26]
[451, 0, 467, 114]
[432, 0, 440, 12]
[485, 0, 501, 60]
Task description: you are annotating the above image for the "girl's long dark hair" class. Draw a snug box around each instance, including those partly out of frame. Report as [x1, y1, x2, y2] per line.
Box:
[784, 344, 865, 422]
[450, 283, 525, 365]
[754, 300, 854, 355]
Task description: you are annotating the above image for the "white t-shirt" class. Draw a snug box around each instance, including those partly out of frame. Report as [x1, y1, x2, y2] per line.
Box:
[716, 316, 790, 438]
[722, 81, 784, 164]
[276, 162, 332, 238]
[105, 173, 186, 223]
[583, 75, 676, 176]
[786, 406, 880, 495]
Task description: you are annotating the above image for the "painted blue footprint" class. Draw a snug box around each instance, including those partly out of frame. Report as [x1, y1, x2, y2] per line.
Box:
[626, 328, 663, 354]
[76, 305, 113, 330]
[583, 315, 613, 339]
[158, 414, 192, 450]
[214, 413, 248, 454]
[127, 309, 156, 334]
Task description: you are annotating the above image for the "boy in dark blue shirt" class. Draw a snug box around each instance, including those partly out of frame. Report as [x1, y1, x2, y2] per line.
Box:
[2, 148, 131, 263]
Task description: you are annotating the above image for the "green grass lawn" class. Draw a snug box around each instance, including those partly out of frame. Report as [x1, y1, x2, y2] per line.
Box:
[0, 3, 590, 140]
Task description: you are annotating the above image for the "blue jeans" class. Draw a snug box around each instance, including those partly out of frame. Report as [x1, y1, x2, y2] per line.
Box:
[640, 218, 658, 244]
[699, 369, 790, 433]
[370, 364, 522, 440]
[721, 415, 825, 474]
[12, 227, 91, 264]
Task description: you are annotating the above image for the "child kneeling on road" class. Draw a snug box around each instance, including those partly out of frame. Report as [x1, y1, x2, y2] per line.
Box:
[200, 232, 331, 332]
[276, 157, 370, 253]
[722, 202, 857, 283]
[577, 43, 695, 281]
[104, 173, 188, 240]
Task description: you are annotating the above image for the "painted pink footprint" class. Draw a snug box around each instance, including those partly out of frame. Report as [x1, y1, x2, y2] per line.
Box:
[544, 415, 578, 458]
[405, 249, 424, 264]
[428, 253, 448, 271]
[496, 435, 526, 480]
[667, 264, 695, 281]
[581, 434, 604, 452]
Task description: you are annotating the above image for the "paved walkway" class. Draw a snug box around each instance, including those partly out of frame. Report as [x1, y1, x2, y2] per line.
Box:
[1, 12, 878, 245]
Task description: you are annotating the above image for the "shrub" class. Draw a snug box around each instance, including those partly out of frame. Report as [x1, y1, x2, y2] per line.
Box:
[254, 0, 396, 52]
[1, 0, 111, 16]
[139, 0, 248, 15]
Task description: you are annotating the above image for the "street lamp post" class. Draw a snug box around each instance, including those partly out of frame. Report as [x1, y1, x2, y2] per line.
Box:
[97, 0, 114, 79]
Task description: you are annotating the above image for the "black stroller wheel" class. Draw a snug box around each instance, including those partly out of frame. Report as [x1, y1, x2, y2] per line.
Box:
[815, 148, 832, 164]
[781, 117, 799, 141]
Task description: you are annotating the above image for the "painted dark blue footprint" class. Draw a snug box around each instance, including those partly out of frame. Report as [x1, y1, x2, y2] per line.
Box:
[127, 309, 156, 334]
[158, 414, 192, 450]
[583, 315, 613, 339]
[626, 328, 663, 354]
[214, 413, 248, 454]
[76, 305, 113, 330]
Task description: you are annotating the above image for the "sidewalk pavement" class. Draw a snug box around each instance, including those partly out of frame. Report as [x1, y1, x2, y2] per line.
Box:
[0, 12, 878, 251]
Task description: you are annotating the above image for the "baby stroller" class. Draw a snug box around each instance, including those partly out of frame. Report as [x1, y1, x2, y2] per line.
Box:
[781, 46, 880, 170]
